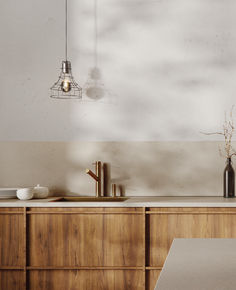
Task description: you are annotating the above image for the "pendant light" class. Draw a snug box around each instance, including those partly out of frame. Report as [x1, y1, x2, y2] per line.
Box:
[50, 0, 82, 99]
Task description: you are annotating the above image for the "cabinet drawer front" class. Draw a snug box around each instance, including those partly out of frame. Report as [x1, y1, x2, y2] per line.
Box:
[0, 214, 24, 266]
[147, 270, 161, 290]
[28, 213, 144, 266]
[0, 270, 24, 290]
[29, 270, 144, 290]
[149, 212, 236, 266]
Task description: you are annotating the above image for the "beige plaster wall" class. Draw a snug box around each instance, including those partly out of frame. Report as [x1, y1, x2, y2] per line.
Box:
[0, 141, 229, 196]
[1, 0, 236, 142]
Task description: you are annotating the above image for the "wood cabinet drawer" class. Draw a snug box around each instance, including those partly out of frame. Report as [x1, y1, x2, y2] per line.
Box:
[28, 210, 144, 267]
[147, 270, 161, 290]
[29, 270, 144, 290]
[149, 208, 236, 266]
[0, 213, 24, 266]
[0, 270, 24, 290]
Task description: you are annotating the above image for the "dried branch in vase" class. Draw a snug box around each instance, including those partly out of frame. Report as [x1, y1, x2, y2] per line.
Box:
[201, 106, 236, 159]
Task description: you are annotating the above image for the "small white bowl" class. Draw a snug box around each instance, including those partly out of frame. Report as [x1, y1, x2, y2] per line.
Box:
[33, 184, 49, 199]
[17, 188, 34, 200]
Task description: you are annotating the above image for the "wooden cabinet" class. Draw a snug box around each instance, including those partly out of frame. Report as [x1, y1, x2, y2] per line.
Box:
[0, 271, 25, 290]
[29, 270, 144, 290]
[148, 207, 236, 267]
[0, 207, 145, 290]
[1, 206, 236, 289]
[0, 208, 25, 267]
[28, 208, 144, 267]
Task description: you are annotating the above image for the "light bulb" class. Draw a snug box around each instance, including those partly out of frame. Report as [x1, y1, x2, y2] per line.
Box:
[61, 79, 71, 92]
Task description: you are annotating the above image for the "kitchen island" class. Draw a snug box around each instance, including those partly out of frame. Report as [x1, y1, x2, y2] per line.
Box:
[1, 197, 236, 289]
[155, 239, 236, 290]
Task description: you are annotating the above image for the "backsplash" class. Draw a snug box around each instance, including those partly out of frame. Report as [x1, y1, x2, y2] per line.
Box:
[0, 141, 229, 196]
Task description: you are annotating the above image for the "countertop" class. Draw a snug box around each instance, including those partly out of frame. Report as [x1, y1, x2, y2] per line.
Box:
[1, 196, 236, 207]
[155, 238, 236, 290]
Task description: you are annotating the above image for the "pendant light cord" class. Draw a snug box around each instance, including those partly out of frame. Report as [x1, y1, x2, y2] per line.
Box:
[65, 0, 68, 61]
[94, 0, 98, 67]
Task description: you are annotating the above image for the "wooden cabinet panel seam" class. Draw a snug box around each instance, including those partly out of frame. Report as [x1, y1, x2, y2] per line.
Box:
[23, 207, 27, 290]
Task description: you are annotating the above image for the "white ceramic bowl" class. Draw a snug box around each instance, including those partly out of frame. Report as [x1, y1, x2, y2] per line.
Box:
[33, 184, 49, 199]
[17, 188, 34, 200]
[0, 188, 18, 199]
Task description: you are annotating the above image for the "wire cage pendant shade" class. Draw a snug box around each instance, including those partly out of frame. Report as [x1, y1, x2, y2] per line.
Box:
[50, 61, 82, 99]
[50, 0, 82, 99]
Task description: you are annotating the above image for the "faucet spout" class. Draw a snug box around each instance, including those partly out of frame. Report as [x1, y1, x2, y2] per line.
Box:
[85, 161, 102, 197]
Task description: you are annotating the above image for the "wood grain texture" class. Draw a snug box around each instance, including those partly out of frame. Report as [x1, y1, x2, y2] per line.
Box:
[0, 208, 23, 212]
[0, 271, 24, 290]
[147, 270, 161, 290]
[29, 270, 144, 290]
[3, 206, 236, 290]
[28, 207, 143, 213]
[28, 209, 144, 267]
[149, 207, 236, 266]
[148, 207, 236, 213]
[0, 213, 24, 266]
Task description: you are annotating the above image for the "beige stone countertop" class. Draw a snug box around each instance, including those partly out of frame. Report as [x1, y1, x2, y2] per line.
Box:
[155, 239, 236, 290]
[1, 196, 236, 207]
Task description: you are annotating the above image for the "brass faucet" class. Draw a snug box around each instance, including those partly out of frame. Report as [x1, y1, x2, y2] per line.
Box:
[86, 161, 102, 197]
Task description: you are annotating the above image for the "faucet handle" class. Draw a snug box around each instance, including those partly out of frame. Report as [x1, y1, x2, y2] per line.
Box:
[86, 169, 99, 181]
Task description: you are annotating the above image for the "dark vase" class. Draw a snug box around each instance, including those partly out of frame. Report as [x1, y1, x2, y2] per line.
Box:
[224, 157, 235, 198]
